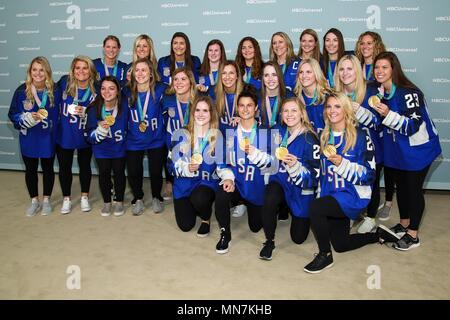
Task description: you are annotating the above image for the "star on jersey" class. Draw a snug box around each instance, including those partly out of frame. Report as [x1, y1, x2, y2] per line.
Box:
[410, 112, 421, 120]
[368, 156, 376, 170]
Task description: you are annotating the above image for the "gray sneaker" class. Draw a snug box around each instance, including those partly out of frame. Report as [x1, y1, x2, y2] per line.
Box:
[378, 203, 391, 221]
[26, 200, 41, 217]
[101, 203, 112, 217]
[152, 198, 164, 213]
[113, 202, 125, 216]
[132, 199, 145, 216]
[41, 199, 52, 216]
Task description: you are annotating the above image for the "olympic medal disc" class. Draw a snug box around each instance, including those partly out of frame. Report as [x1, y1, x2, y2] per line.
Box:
[368, 95, 381, 108]
[138, 122, 147, 133]
[104, 115, 115, 126]
[191, 153, 203, 164]
[275, 147, 289, 160]
[323, 144, 337, 158]
[37, 108, 48, 119]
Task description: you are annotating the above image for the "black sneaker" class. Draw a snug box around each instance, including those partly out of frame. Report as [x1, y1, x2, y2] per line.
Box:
[393, 233, 420, 251]
[376, 225, 401, 244]
[304, 252, 334, 274]
[215, 228, 231, 254]
[259, 240, 275, 261]
[390, 223, 409, 237]
[196, 222, 210, 238]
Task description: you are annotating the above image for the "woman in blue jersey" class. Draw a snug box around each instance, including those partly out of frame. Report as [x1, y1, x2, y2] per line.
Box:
[372, 52, 442, 250]
[322, 28, 346, 88]
[167, 96, 220, 236]
[210, 60, 244, 130]
[124, 59, 167, 215]
[269, 32, 300, 91]
[259, 98, 320, 260]
[8, 56, 61, 216]
[197, 39, 227, 92]
[303, 91, 400, 274]
[214, 86, 272, 254]
[157, 32, 201, 85]
[354, 31, 386, 81]
[93, 35, 128, 87]
[126, 34, 160, 82]
[298, 29, 322, 65]
[293, 58, 328, 135]
[57, 55, 98, 214]
[86, 76, 128, 217]
[235, 36, 264, 91]
[335, 55, 385, 232]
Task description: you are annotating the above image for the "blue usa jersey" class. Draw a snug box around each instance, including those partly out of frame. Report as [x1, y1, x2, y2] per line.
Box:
[302, 91, 325, 135]
[157, 55, 201, 85]
[269, 125, 320, 218]
[198, 70, 219, 88]
[318, 128, 376, 220]
[351, 82, 383, 164]
[85, 98, 129, 158]
[167, 128, 220, 199]
[208, 89, 238, 131]
[281, 58, 300, 91]
[8, 83, 61, 158]
[243, 66, 262, 90]
[257, 90, 295, 127]
[381, 86, 441, 171]
[217, 123, 273, 206]
[93, 58, 128, 87]
[161, 94, 190, 147]
[56, 76, 96, 150]
[123, 83, 167, 151]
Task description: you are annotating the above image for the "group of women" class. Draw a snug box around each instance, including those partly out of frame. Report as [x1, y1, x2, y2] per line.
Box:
[8, 28, 442, 273]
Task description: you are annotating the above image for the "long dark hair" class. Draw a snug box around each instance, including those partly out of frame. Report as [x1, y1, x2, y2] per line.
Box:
[170, 32, 194, 75]
[128, 58, 157, 106]
[260, 61, 286, 125]
[373, 51, 420, 91]
[323, 28, 345, 75]
[89, 76, 122, 119]
[200, 39, 227, 75]
[235, 36, 263, 80]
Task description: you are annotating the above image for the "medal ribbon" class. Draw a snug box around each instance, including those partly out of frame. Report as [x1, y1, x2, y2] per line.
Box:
[383, 83, 397, 100]
[244, 67, 251, 84]
[74, 87, 91, 105]
[137, 90, 150, 123]
[237, 122, 257, 146]
[327, 60, 336, 88]
[265, 96, 279, 127]
[101, 104, 118, 120]
[209, 70, 218, 85]
[31, 85, 48, 109]
[194, 129, 211, 155]
[303, 89, 318, 107]
[102, 58, 118, 77]
[224, 93, 235, 123]
[176, 98, 190, 126]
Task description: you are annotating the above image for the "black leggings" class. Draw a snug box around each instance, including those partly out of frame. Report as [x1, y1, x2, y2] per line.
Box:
[215, 187, 263, 234]
[389, 165, 430, 231]
[173, 185, 215, 232]
[309, 196, 378, 253]
[22, 155, 55, 198]
[126, 148, 165, 201]
[366, 164, 382, 218]
[262, 181, 310, 244]
[96, 157, 126, 202]
[162, 146, 173, 184]
[384, 166, 395, 202]
[56, 145, 92, 197]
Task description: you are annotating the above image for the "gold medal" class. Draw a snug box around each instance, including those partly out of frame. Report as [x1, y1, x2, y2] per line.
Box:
[368, 95, 381, 108]
[275, 147, 289, 160]
[104, 115, 115, 126]
[239, 137, 250, 151]
[37, 108, 48, 119]
[138, 122, 147, 132]
[323, 144, 337, 158]
[191, 153, 203, 165]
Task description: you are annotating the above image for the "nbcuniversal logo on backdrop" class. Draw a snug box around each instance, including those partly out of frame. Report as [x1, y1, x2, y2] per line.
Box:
[338, 5, 381, 29]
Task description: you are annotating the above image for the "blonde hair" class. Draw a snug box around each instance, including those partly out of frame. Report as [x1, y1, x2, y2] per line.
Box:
[293, 58, 328, 105]
[65, 55, 98, 98]
[165, 67, 197, 101]
[334, 55, 366, 104]
[354, 31, 386, 64]
[214, 61, 243, 118]
[298, 29, 321, 62]
[132, 34, 160, 81]
[187, 95, 220, 155]
[320, 91, 358, 154]
[281, 97, 317, 140]
[269, 32, 296, 66]
[25, 56, 55, 107]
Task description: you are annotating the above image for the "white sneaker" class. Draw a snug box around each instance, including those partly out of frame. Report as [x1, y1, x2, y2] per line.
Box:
[41, 199, 52, 216]
[101, 203, 112, 216]
[60, 198, 72, 214]
[231, 204, 246, 218]
[26, 199, 41, 217]
[357, 217, 377, 234]
[80, 196, 91, 212]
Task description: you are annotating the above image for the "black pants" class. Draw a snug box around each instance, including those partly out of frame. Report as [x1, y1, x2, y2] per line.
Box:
[22, 155, 55, 198]
[309, 196, 379, 253]
[262, 181, 310, 244]
[126, 148, 165, 201]
[173, 185, 215, 232]
[389, 165, 430, 231]
[56, 145, 92, 197]
[96, 157, 126, 202]
[162, 146, 173, 184]
[215, 187, 263, 234]
[384, 166, 395, 202]
[367, 164, 382, 218]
